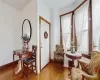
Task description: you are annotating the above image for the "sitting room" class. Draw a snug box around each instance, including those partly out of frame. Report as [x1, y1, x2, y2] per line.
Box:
[0, 0, 100, 80]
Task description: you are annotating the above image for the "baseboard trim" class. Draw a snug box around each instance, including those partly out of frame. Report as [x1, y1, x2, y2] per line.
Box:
[41, 61, 50, 71]
[0, 60, 18, 74]
[50, 59, 54, 63]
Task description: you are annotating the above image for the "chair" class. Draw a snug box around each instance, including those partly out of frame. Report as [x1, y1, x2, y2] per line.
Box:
[81, 51, 100, 80]
[72, 51, 100, 80]
[54, 45, 64, 63]
[23, 45, 37, 79]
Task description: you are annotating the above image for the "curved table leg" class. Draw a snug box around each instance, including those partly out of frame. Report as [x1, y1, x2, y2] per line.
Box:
[13, 53, 15, 80]
[68, 67, 72, 76]
[68, 60, 74, 76]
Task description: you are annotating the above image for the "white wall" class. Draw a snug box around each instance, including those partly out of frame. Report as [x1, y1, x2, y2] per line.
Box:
[60, 0, 84, 15]
[0, 1, 22, 66]
[20, 0, 38, 73]
[21, 0, 38, 50]
[38, 1, 60, 60]
[19, 0, 50, 74]
[38, 1, 60, 61]
[0, 0, 38, 67]
[0, 0, 60, 74]
[38, 1, 50, 22]
[0, 0, 48, 75]
[37, 0, 51, 74]
[60, 5, 75, 15]
[50, 9, 60, 59]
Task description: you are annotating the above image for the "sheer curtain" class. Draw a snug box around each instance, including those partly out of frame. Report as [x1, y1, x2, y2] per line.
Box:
[75, 1, 89, 53]
[92, 0, 100, 50]
[61, 14, 72, 52]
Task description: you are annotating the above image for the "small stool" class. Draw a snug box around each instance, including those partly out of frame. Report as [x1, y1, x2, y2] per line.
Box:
[71, 68, 82, 80]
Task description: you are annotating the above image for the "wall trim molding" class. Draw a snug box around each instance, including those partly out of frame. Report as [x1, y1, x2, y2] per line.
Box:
[0, 60, 18, 74]
[60, 11, 73, 17]
[74, 0, 88, 12]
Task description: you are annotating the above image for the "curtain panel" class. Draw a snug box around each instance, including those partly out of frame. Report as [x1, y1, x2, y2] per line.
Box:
[92, 0, 100, 50]
[61, 14, 72, 52]
[74, 1, 89, 53]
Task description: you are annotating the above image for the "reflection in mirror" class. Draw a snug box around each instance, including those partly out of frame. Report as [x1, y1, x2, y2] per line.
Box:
[23, 20, 30, 38]
[22, 19, 32, 42]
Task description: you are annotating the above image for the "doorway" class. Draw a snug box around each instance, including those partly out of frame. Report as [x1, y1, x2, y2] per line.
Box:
[39, 16, 51, 71]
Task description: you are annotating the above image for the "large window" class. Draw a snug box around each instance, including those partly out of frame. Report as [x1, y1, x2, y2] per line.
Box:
[75, 1, 89, 53]
[92, 0, 100, 50]
[61, 14, 72, 52]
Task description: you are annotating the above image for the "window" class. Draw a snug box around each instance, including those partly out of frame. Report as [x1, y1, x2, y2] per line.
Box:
[75, 1, 89, 53]
[92, 0, 100, 50]
[61, 14, 72, 52]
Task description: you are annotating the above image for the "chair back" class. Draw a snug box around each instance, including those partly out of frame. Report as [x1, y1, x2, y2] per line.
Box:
[91, 51, 100, 60]
[56, 45, 64, 53]
[97, 65, 100, 79]
[56, 45, 63, 49]
[32, 45, 37, 56]
[89, 51, 100, 75]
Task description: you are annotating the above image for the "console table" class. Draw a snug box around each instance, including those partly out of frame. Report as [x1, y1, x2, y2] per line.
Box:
[13, 50, 32, 78]
[66, 52, 82, 75]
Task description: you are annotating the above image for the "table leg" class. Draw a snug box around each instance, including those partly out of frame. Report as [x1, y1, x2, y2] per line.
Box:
[21, 60, 23, 70]
[68, 60, 74, 76]
[68, 67, 72, 76]
[20, 59, 23, 77]
[13, 54, 15, 80]
[82, 75, 84, 80]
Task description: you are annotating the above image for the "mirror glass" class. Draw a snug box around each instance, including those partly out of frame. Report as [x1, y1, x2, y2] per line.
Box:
[23, 21, 30, 37]
[22, 19, 32, 42]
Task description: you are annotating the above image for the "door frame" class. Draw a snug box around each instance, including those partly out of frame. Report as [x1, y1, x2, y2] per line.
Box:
[39, 16, 51, 71]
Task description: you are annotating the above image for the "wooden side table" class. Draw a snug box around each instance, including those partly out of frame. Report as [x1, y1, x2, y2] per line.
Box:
[66, 52, 82, 75]
[13, 50, 32, 79]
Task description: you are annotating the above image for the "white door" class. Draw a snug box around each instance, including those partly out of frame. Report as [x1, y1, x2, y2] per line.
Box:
[40, 19, 50, 69]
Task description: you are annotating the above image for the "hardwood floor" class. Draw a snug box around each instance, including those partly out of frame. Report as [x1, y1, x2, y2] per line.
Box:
[0, 63, 71, 80]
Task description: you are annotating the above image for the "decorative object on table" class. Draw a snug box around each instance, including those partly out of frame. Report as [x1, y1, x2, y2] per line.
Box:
[70, 41, 76, 53]
[54, 45, 64, 63]
[21, 34, 30, 52]
[44, 31, 48, 39]
[22, 19, 32, 52]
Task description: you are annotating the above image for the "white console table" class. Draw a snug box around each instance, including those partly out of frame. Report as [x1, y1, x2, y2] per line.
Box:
[64, 52, 82, 68]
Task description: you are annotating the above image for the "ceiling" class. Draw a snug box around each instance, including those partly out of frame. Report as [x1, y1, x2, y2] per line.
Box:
[0, 0, 79, 10]
[0, 0, 31, 10]
[41, 0, 76, 9]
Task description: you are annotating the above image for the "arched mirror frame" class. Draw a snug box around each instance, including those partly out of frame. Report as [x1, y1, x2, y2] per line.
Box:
[22, 19, 32, 42]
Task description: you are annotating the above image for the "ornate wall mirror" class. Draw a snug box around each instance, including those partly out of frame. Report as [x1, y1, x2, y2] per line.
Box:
[22, 19, 32, 42]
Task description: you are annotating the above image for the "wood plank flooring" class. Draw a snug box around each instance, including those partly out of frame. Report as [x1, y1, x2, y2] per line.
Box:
[0, 63, 71, 80]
